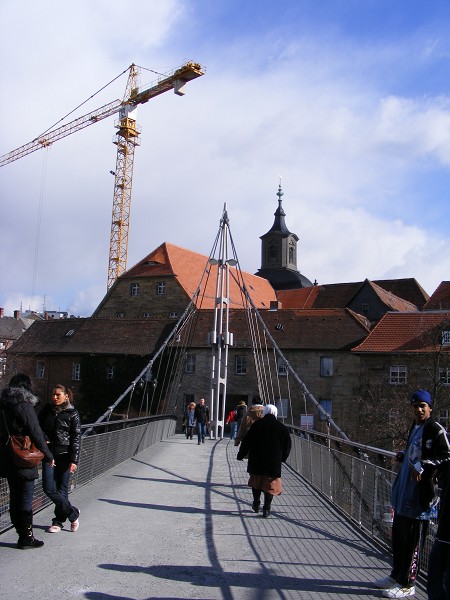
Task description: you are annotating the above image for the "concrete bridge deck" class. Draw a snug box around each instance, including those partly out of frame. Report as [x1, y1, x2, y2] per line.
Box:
[0, 435, 427, 600]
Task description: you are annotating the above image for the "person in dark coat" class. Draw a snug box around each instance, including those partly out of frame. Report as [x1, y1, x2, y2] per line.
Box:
[0, 373, 54, 549]
[427, 462, 450, 600]
[194, 398, 210, 445]
[38, 384, 81, 533]
[237, 404, 292, 518]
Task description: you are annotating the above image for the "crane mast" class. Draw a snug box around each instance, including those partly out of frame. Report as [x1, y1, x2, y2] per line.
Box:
[0, 61, 205, 289]
[108, 64, 140, 290]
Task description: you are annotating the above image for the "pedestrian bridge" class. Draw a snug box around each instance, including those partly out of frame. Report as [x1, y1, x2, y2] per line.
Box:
[0, 417, 429, 600]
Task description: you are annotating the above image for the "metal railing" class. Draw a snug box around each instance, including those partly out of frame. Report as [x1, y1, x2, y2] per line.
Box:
[286, 425, 438, 574]
[0, 419, 440, 576]
[0, 415, 177, 533]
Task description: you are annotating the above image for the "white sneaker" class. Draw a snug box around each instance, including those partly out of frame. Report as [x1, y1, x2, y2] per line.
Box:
[382, 585, 415, 598]
[47, 524, 62, 533]
[70, 519, 79, 532]
[374, 576, 397, 589]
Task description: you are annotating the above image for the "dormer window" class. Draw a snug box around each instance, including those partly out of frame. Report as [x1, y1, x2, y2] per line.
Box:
[442, 331, 450, 345]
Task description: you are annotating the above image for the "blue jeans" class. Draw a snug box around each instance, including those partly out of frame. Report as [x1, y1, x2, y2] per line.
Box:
[230, 421, 238, 439]
[427, 539, 450, 600]
[197, 422, 207, 443]
[42, 455, 79, 525]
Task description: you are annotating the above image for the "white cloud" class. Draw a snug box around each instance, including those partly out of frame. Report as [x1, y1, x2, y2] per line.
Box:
[1, 1, 450, 314]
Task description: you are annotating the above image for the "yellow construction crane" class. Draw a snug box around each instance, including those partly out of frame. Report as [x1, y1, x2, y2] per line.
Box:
[0, 61, 205, 289]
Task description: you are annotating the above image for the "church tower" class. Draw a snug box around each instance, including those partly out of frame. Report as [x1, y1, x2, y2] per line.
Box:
[256, 183, 313, 290]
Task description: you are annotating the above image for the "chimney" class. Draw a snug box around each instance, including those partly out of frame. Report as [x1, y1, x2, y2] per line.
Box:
[0, 308, 4, 318]
[14, 310, 20, 320]
[44, 311, 49, 320]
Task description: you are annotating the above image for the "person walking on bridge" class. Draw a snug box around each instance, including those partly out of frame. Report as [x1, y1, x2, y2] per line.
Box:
[184, 401, 196, 440]
[234, 396, 264, 447]
[374, 390, 450, 599]
[237, 403, 291, 518]
[194, 398, 209, 445]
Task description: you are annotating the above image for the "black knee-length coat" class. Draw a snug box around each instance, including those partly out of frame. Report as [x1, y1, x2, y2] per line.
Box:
[237, 413, 292, 478]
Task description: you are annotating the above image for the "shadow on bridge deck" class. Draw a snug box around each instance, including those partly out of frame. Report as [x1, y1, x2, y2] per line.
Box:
[0, 435, 426, 600]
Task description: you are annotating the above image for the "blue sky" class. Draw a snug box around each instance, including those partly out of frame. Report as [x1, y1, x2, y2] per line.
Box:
[1, 0, 450, 316]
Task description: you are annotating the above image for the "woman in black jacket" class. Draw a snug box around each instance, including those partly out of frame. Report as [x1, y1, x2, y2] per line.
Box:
[0, 373, 54, 549]
[237, 404, 292, 518]
[38, 384, 81, 533]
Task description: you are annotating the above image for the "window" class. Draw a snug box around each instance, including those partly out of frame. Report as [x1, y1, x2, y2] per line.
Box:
[130, 283, 140, 296]
[235, 355, 247, 375]
[275, 398, 288, 418]
[320, 357, 333, 377]
[439, 368, 450, 386]
[300, 414, 314, 430]
[116, 312, 125, 318]
[289, 243, 295, 264]
[169, 312, 178, 319]
[185, 354, 196, 374]
[157, 281, 166, 295]
[319, 399, 332, 421]
[390, 365, 407, 385]
[277, 357, 287, 376]
[0, 357, 5, 376]
[184, 393, 195, 405]
[0, 341, 6, 350]
[72, 363, 81, 381]
[269, 244, 277, 264]
[361, 303, 369, 316]
[442, 331, 450, 345]
[106, 365, 114, 379]
[143, 312, 151, 318]
[36, 360, 45, 379]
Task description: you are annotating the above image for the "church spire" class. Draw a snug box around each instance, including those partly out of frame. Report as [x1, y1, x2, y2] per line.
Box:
[255, 182, 313, 290]
[268, 181, 290, 235]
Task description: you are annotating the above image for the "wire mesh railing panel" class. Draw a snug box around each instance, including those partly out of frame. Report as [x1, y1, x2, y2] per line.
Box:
[284, 426, 440, 575]
[0, 416, 176, 534]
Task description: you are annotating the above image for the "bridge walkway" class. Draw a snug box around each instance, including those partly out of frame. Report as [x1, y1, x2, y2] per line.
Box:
[0, 435, 427, 600]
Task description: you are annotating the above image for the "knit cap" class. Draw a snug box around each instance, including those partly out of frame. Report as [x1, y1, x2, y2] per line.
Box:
[410, 390, 432, 407]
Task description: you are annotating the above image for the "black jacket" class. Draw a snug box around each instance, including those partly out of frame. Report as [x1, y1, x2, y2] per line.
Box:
[237, 414, 292, 478]
[0, 386, 53, 480]
[194, 403, 210, 424]
[411, 417, 450, 510]
[38, 402, 81, 464]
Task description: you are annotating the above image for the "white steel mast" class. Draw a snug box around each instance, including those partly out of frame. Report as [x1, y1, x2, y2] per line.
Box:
[208, 205, 236, 440]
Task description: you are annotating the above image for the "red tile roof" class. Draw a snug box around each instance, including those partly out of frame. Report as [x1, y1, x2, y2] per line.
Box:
[368, 281, 418, 312]
[124, 242, 276, 309]
[8, 318, 176, 356]
[423, 282, 450, 310]
[277, 279, 419, 312]
[352, 311, 450, 353]
[276, 287, 321, 308]
[8, 308, 370, 356]
[176, 308, 370, 350]
[373, 278, 429, 307]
